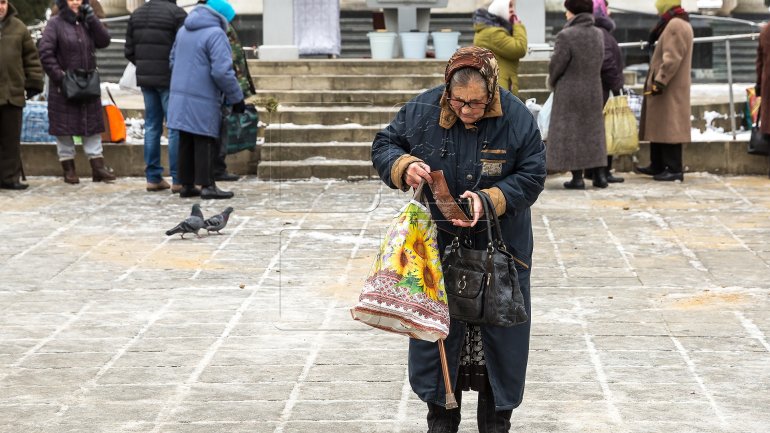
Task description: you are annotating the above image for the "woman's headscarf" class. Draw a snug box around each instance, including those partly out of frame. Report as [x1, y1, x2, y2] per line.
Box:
[439, 47, 502, 128]
[655, 0, 680, 15]
[593, 0, 608, 17]
[487, 0, 510, 21]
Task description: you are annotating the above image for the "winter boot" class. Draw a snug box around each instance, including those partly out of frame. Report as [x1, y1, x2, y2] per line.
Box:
[89, 157, 116, 182]
[61, 159, 80, 184]
[563, 170, 585, 189]
[592, 166, 608, 188]
[606, 156, 624, 183]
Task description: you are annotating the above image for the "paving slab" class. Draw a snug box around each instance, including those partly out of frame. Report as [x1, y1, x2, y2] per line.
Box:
[1, 172, 769, 433]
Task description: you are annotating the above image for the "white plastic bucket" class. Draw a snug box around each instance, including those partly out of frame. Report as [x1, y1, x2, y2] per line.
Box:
[367, 32, 398, 59]
[399, 32, 429, 59]
[431, 31, 460, 60]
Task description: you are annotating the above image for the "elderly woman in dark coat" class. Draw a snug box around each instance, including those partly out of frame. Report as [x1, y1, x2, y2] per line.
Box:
[372, 47, 546, 433]
[547, 0, 607, 189]
[585, 0, 626, 183]
[38, 0, 114, 184]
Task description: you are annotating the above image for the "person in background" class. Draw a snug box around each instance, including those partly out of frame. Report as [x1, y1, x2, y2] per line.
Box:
[211, 21, 257, 183]
[754, 13, 770, 178]
[167, 0, 244, 200]
[372, 47, 546, 433]
[585, 0, 626, 183]
[38, 0, 115, 185]
[546, 0, 608, 189]
[0, 0, 44, 190]
[636, 0, 693, 182]
[472, 0, 527, 96]
[50, 0, 104, 19]
[124, 0, 187, 192]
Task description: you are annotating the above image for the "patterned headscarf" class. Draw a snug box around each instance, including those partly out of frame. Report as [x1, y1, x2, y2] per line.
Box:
[440, 47, 502, 129]
[444, 46, 499, 99]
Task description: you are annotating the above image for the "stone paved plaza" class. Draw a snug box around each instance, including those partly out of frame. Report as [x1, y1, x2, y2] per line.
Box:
[1, 173, 769, 433]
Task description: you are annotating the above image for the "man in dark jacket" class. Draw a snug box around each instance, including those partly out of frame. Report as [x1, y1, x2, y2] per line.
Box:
[0, 0, 44, 190]
[125, 0, 187, 192]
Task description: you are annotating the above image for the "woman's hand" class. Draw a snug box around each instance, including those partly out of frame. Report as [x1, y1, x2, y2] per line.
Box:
[451, 191, 483, 227]
[404, 161, 433, 189]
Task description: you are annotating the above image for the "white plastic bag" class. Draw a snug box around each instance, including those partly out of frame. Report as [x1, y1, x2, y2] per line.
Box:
[537, 93, 553, 141]
[525, 98, 541, 120]
[119, 62, 139, 93]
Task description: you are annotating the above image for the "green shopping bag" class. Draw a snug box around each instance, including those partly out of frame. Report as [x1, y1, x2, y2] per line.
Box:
[223, 104, 259, 155]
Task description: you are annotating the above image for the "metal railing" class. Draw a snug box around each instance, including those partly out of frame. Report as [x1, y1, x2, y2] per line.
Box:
[529, 32, 761, 139]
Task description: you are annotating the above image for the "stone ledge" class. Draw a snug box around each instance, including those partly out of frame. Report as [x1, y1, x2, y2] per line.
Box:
[19, 140, 770, 177]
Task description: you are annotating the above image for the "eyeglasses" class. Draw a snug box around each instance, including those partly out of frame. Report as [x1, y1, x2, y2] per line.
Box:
[447, 97, 488, 110]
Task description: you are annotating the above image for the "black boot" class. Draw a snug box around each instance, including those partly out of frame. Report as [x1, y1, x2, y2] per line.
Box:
[427, 393, 462, 433]
[477, 384, 512, 433]
[563, 170, 585, 189]
[178, 185, 201, 197]
[592, 166, 608, 188]
[606, 156, 624, 183]
[201, 183, 234, 199]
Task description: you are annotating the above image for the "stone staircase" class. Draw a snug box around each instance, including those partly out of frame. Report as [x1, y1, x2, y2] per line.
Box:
[250, 59, 550, 180]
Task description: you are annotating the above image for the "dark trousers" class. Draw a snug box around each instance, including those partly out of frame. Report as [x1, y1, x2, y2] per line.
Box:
[0, 105, 23, 185]
[178, 131, 217, 187]
[426, 385, 513, 433]
[649, 142, 683, 173]
[212, 142, 227, 177]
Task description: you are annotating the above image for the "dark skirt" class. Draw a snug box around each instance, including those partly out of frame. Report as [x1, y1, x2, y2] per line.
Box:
[457, 324, 488, 392]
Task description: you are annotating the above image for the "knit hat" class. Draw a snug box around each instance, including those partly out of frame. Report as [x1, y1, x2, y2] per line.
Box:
[486, 0, 510, 21]
[655, 0, 680, 14]
[564, 0, 593, 14]
[205, 0, 235, 23]
[593, 0, 608, 17]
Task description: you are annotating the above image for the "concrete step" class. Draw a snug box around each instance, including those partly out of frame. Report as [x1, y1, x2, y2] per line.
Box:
[259, 107, 398, 126]
[257, 159, 378, 180]
[264, 125, 382, 143]
[260, 142, 372, 162]
[248, 59, 549, 76]
[251, 73, 548, 92]
[19, 140, 770, 177]
[254, 88, 551, 106]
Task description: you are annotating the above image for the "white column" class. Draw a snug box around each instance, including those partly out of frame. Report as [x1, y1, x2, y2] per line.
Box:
[733, 0, 769, 13]
[518, 0, 547, 58]
[258, 0, 299, 60]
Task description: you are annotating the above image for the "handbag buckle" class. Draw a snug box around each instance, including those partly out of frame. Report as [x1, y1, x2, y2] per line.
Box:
[458, 275, 466, 293]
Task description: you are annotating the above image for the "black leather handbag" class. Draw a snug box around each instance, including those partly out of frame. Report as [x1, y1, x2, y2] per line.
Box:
[61, 69, 101, 102]
[749, 125, 770, 156]
[442, 192, 528, 327]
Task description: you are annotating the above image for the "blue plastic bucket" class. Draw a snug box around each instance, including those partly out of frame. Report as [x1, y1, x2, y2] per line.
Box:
[399, 32, 429, 59]
[431, 31, 461, 60]
[367, 32, 398, 59]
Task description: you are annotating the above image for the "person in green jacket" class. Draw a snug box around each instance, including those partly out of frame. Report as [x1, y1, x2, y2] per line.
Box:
[472, 0, 527, 96]
[0, 0, 44, 190]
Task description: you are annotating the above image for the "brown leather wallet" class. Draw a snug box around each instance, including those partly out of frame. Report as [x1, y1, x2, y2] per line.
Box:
[429, 170, 472, 223]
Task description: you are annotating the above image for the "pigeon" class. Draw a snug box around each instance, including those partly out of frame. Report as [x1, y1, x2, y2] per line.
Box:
[203, 207, 234, 235]
[165, 203, 205, 238]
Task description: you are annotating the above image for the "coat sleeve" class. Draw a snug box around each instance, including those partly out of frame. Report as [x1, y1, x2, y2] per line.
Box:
[207, 30, 244, 105]
[492, 106, 546, 214]
[601, 32, 624, 94]
[487, 23, 528, 61]
[38, 22, 64, 84]
[86, 15, 111, 49]
[371, 104, 421, 190]
[22, 26, 45, 91]
[124, 16, 135, 64]
[653, 20, 691, 87]
[547, 32, 570, 89]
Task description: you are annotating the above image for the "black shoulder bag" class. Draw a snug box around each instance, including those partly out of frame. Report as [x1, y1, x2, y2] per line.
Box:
[61, 69, 101, 102]
[442, 192, 528, 327]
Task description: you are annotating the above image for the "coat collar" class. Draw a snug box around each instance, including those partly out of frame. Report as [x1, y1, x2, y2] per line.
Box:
[565, 12, 595, 29]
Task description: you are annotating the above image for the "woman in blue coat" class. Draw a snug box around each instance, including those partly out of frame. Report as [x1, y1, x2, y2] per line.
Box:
[371, 47, 546, 433]
[167, 0, 243, 199]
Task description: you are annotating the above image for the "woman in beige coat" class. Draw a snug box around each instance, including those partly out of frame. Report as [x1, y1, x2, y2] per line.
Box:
[636, 0, 693, 182]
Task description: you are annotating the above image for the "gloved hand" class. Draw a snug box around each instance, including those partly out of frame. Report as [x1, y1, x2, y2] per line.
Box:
[650, 81, 665, 96]
[755, 84, 761, 97]
[80, 3, 95, 20]
[231, 100, 246, 114]
[25, 88, 41, 100]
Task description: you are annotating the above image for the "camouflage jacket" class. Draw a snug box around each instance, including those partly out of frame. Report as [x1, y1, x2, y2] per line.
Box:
[227, 25, 255, 98]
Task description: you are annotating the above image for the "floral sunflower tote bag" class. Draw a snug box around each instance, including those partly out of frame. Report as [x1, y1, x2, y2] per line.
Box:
[351, 181, 450, 342]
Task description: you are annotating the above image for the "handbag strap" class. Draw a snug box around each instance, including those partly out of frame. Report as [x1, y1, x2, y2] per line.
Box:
[478, 191, 507, 253]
